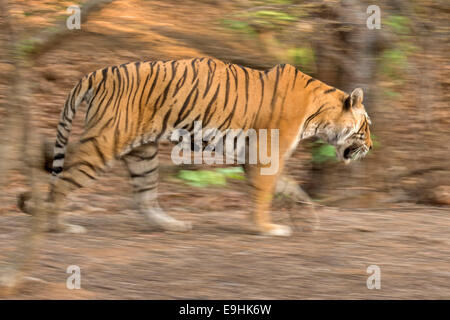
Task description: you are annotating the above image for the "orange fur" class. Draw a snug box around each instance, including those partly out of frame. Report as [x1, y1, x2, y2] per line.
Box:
[48, 58, 372, 235]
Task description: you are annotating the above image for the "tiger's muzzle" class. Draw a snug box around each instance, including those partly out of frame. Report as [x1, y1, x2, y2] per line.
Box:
[337, 141, 370, 165]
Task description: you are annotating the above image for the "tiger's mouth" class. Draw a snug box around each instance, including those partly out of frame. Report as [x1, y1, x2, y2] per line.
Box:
[343, 145, 358, 160]
[338, 142, 367, 164]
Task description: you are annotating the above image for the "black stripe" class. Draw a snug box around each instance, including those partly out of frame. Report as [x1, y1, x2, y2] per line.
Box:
[302, 104, 332, 134]
[217, 94, 238, 131]
[144, 63, 160, 107]
[93, 139, 107, 165]
[305, 77, 316, 88]
[137, 186, 157, 193]
[178, 89, 199, 125]
[130, 150, 158, 161]
[62, 113, 72, 124]
[78, 168, 96, 180]
[54, 153, 65, 160]
[174, 78, 199, 126]
[229, 65, 238, 90]
[173, 66, 187, 97]
[129, 166, 158, 178]
[291, 68, 299, 90]
[52, 166, 63, 174]
[182, 115, 199, 133]
[240, 65, 249, 113]
[357, 119, 366, 134]
[124, 65, 134, 132]
[162, 63, 167, 82]
[113, 127, 121, 157]
[276, 82, 290, 128]
[86, 73, 108, 118]
[223, 68, 230, 110]
[88, 72, 93, 90]
[87, 66, 118, 127]
[156, 108, 172, 141]
[87, 68, 108, 108]
[58, 121, 70, 131]
[252, 72, 265, 127]
[271, 66, 280, 108]
[203, 84, 221, 127]
[154, 61, 178, 110]
[70, 80, 82, 112]
[267, 65, 280, 126]
[110, 65, 129, 129]
[90, 66, 122, 128]
[60, 176, 82, 188]
[56, 130, 68, 144]
[79, 137, 107, 165]
[138, 70, 151, 110]
[137, 67, 151, 134]
[130, 63, 142, 114]
[203, 59, 217, 98]
[118, 66, 130, 129]
[64, 160, 102, 174]
[190, 58, 199, 83]
[324, 88, 336, 94]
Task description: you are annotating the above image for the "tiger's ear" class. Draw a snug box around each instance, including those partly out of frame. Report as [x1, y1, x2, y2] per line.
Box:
[345, 88, 363, 109]
[350, 88, 363, 106]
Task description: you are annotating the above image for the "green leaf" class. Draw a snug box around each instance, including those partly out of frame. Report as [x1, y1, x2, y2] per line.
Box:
[380, 48, 408, 80]
[220, 19, 257, 36]
[215, 167, 245, 180]
[310, 140, 337, 164]
[177, 170, 227, 187]
[385, 15, 411, 34]
[288, 47, 315, 70]
[370, 134, 381, 149]
[254, 10, 296, 22]
[383, 89, 401, 99]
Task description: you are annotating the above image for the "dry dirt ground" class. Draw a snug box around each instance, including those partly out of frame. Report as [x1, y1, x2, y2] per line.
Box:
[0, 0, 449, 299]
[1, 171, 449, 299]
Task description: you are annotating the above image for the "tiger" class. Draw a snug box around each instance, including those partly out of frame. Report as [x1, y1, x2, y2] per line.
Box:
[22, 57, 372, 236]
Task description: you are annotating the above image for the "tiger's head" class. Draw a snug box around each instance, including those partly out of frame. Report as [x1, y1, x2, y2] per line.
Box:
[314, 88, 372, 164]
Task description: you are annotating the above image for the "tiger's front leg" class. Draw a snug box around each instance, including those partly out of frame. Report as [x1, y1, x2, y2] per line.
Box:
[246, 163, 292, 237]
[275, 175, 313, 204]
[122, 144, 192, 232]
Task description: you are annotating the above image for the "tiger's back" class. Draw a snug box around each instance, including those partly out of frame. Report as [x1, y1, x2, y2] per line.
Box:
[79, 58, 295, 150]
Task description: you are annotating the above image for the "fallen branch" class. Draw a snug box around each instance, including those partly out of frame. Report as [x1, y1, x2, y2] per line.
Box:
[27, 0, 116, 58]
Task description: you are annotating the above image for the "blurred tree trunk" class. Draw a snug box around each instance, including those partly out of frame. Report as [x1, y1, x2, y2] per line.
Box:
[310, 0, 382, 201]
[0, 0, 46, 294]
[0, 0, 117, 295]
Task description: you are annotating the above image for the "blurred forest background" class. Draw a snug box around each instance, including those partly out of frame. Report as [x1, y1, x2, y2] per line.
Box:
[0, 0, 449, 299]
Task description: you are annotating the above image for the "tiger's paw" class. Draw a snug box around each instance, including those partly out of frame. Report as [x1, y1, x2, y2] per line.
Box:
[65, 223, 87, 234]
[156, 219, 192, 232]
[49, 223, 87, 234]
[145, 209, 192, 232]
[260, 224, 292, 237]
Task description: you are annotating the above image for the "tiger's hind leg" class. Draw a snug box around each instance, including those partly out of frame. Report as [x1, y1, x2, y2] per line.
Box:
[122, 143, 192, 232]
[48, 135, 117, 234]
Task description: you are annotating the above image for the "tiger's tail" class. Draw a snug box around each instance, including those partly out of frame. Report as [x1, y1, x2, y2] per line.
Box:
[51, 75, 93, 180]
